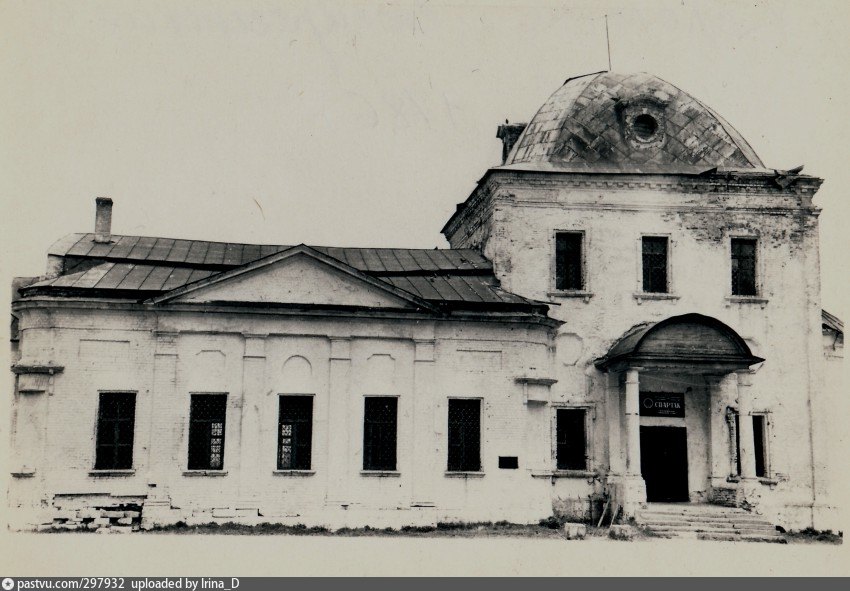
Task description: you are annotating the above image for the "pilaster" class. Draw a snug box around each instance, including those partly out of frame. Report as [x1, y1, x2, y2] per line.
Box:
[326, 337, 352, 504]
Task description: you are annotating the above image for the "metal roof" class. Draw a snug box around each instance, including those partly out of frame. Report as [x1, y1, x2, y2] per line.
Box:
[51, 233, 491, 275]
[26, 239, 540, 309]
[24, 261, 536, 307]
[27, 263, 216, 293]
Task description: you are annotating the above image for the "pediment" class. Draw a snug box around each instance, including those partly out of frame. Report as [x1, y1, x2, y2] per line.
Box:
[151, 246, 432, 310]
[595, 313, 764, 371]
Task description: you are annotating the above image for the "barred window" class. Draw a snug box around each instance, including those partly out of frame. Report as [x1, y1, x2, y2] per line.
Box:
[95, 392, 136, 470]
[731, 238, 757, 296]
[447, 399, 481, 472]
[555, 232, 583, 290]
[278, 395, 313, 470]
[363, 397, 397, 471]
[556, 408, 587, 470]
[641, 236, 668, 293]
[188, 394, 227, 470]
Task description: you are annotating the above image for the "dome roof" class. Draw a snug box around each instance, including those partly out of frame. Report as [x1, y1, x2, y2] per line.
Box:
[504, 71, 765, 173]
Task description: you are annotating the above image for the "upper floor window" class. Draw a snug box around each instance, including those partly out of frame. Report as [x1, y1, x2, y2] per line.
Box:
[556, 408, 587, 470]
[731, 238, 757, 296]
[641, 236, 669, 293]
[278, 395, 313, 470]
[95, 392, 136, 470]
[188, 393, 227, 470]
[363, 397, 397, 471]
[447, 398, 481, 472]
[555, 232, 583, 290]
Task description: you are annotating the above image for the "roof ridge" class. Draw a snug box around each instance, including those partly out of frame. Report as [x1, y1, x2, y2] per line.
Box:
[63, 232, 480, 252]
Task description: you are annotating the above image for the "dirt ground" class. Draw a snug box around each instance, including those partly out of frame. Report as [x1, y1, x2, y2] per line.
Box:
[38, 517, 843, 544]
[141, 520, 838, 544]
[144, 519, 575, 539]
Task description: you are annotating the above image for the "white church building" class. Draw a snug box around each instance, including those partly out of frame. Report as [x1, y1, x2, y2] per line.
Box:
[9, 72, 844, 534]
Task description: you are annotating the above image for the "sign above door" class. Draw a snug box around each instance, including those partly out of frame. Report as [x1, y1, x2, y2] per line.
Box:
[640, 392, 685, 418]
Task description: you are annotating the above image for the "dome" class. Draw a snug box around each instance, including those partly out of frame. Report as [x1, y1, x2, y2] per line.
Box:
[504, 71, 765, 173]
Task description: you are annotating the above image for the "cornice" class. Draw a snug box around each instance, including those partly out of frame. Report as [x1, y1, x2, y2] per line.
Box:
[443, 169, 822, 239]
[11, 297, 559, 328]
[479, 169, 823, 194]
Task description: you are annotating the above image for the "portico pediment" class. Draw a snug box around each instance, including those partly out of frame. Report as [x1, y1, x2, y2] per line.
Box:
[594, 313, 764, 373]
[149, 245, 435, 311]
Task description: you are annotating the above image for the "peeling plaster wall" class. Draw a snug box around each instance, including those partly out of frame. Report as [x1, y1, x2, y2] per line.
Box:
[446, 172, 828, 529]
[8, 305, 557, 529]
[813, 329, 845, 529]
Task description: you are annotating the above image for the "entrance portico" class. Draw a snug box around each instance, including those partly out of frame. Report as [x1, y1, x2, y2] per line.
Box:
[595, 314, 764, 515]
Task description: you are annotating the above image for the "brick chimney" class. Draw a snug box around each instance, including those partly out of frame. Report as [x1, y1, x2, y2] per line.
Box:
[496, 122, 527, 164]
[94, 197, 113, 243]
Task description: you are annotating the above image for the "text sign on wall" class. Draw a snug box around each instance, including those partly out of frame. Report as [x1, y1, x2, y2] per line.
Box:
[640, 392, 685, 418]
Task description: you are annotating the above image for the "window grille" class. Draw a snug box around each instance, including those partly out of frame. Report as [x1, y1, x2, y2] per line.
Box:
[556, 408, 587, 470]
[95, 392, 136, 470]
[641, 236, 668, 293]
[447, 399, 481, 472]
[188, 394, 227, 470]
[363, 397, 397, 471]
[278, 395, 313, 470]
[731, 238, 757, 295]
[555, 232, 583, 290]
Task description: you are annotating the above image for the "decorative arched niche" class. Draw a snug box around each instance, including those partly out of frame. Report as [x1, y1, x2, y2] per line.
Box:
[279, 355, 313, 394]
[364, 353, 395, 393]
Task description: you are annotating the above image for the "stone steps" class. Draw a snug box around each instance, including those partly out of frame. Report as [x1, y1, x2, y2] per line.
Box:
[635, 504, 785, 544]
[697, 532, 786, 543]
[639, 517, 772, 527]
[638, 508, 751, 518]
[645, 522, 777, 532]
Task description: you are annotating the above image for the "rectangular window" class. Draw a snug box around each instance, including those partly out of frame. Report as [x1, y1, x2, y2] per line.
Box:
[188, 394, 227, 470]
[447, 398, 481, 472]
[753, 414, 767, 478]
[363, 397, 397, 471]
[555, 232, 583, 290]
[641, 236, 668, 293]
[95, 392, 136, 470]
[278, 395, 313, 470]
[556, 408, 587, 471]
[733, 412, 768, 478]
[731, 238, 757, 296]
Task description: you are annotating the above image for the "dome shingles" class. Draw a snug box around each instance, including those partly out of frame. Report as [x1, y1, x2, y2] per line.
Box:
[505, 72, 765, 173]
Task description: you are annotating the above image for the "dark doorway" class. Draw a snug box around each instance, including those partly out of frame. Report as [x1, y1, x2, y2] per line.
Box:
[640, 426, 689, 502]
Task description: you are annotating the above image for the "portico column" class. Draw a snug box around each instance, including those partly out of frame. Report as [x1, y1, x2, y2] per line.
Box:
[706, 376, 728, 484]
[616, 367, 646, 514]
[624, 368, 642, 476]
[735, 370, 757, 481]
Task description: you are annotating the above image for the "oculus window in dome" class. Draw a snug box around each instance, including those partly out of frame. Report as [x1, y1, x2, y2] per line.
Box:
[504, 71, 765, 174]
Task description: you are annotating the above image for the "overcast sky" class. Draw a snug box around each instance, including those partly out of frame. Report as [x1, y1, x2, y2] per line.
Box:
[1, 0, 848, 314]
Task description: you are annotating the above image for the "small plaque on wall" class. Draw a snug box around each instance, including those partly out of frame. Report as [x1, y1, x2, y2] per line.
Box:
[640, 392, 685, 418]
